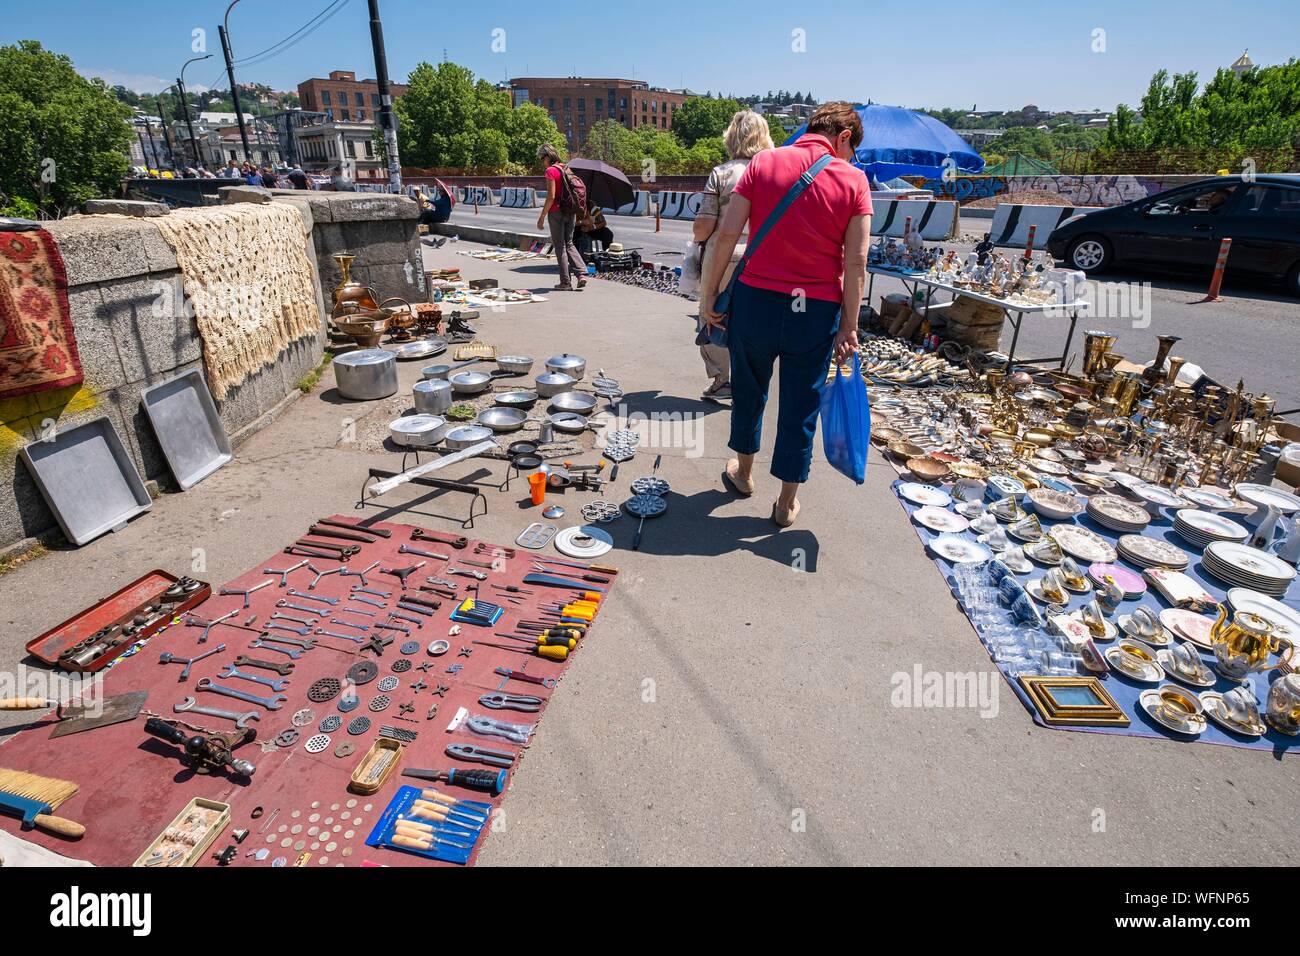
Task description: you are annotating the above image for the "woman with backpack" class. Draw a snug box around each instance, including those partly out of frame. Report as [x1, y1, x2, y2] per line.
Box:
[536, 144, 588, 291]
[698, 102, 872, 529]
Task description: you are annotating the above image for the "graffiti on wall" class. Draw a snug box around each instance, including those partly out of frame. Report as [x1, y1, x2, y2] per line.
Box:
[921, 174, 1175, 206]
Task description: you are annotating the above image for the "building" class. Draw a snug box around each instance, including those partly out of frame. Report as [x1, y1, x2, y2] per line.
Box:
[508, 77, 690, 148]
[295, 117, 384, 181]
[297, 70, 407, 125]
[198, 111, 255, 127]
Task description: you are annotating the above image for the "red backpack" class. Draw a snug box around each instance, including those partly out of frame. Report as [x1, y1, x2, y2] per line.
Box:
[556, 164, 587, 214]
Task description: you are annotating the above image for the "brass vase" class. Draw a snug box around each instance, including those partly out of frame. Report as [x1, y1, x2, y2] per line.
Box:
[331, 253, 378, 312]
[1082, 330, 1117, 378]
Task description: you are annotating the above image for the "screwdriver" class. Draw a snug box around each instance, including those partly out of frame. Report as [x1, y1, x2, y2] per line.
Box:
[402, 767, 508, 795]
[472, 639, 568, 661]
[494, 632, 576, 649]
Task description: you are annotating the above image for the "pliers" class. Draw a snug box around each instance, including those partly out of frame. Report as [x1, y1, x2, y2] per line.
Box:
[446, 743, 515, 768]
[477, 692, 542, 712]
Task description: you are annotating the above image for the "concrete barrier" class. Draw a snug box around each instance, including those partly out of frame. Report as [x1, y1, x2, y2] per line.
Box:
[499, 187, 537, 208]
[988, 203, 1096, 248]
[656, 191, 701, 220]
[603, 190, 652, 217]
[871, 199, 958, 240]
[458, 186, 495, 206]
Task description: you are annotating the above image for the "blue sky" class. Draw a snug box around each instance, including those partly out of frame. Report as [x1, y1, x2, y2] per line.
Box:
[3, 0, 1297, 111]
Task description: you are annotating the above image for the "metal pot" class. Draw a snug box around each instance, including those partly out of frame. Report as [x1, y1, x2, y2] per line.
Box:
[494, 390, 538, 410]
[389, 414, 449, 449]
[545, 353, 587, 381]
[535, 371, 575, 398]
[334, 348, 397, 401]
[413, 378, 453, 415]
[450, 370, 492, 395]
[443, 424, 494, 450]
[421, 364, 452, 381]
[495, 355, 534, 376]
[477, 407, 528, 433]
[549, 390, 598, 415]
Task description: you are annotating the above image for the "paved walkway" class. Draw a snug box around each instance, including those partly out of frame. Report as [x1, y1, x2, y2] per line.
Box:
[1, 238, 1296, 865]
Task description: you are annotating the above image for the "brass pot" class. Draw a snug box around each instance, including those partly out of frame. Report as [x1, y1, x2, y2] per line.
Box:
[331, 253, 379, 312]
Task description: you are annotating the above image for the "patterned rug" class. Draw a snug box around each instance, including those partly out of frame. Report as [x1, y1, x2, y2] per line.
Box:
[0, 229, 83, 400]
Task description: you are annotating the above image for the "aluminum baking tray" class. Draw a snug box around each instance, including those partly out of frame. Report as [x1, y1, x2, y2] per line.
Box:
[20, 416, 152, 545]
[141, 370, 232, 490]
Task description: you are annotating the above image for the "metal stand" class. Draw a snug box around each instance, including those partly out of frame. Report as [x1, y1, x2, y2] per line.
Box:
[358, 467, 488, 528]
[397, 449, 519, 493]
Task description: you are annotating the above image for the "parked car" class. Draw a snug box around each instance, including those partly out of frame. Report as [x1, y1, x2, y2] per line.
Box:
[1047, 175, 1300, 296]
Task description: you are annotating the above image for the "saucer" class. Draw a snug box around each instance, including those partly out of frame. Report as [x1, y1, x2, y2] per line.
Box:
[1199, 692, 1266, 737]
[1139, 688, 1207, 736]
[1071, 612, 1118, 642]
[1155, 649, 1215, 688]
[1104, 642, 1165, 683]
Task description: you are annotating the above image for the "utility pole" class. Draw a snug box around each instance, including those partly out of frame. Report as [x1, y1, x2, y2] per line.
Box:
[141, 116, 162, 170]
[179, 53, 212, 169]
[368, 0, 402, 191]
[157, 95, 179, 171]
[219, 1, 252, 161]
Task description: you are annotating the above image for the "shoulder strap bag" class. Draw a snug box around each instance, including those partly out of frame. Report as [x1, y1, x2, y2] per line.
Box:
[711, 152, 835, 328]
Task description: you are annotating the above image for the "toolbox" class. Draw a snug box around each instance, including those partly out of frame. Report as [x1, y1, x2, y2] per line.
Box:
[24, 569, 210, 672]
[132, 797, 230, 868]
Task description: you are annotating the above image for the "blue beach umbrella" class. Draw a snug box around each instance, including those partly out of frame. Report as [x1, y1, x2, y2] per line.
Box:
[785, 104, 984, 180]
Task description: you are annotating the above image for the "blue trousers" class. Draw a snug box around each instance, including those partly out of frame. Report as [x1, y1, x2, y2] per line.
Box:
[727, 280, 840, 483]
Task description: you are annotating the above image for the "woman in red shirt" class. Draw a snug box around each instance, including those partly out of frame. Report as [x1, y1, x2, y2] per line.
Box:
[700, 102, 871, 528]
[536, 144, 588, 291]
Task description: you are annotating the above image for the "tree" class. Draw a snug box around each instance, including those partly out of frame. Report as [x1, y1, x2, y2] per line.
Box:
[392, 60, 565, 171]
[766, 114, 790, 146]
[0, 41, 132, 217]
[673, 96, 744, 146]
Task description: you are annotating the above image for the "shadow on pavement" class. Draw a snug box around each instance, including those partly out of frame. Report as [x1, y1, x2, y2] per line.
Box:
[636, 487, 821, 571]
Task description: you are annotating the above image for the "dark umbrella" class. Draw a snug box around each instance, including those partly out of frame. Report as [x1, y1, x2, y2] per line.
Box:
[565, 158, 635, 209]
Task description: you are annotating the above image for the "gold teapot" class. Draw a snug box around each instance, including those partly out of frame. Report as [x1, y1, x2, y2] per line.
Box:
[1210, 606, 1293, 681]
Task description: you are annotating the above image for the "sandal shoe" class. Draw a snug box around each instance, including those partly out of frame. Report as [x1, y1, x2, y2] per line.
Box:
[722, 459, 755, 497]
[772, 499, 800, 528]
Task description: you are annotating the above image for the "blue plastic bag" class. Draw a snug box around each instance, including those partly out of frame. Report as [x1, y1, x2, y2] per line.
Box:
[819, 353, 870, 484]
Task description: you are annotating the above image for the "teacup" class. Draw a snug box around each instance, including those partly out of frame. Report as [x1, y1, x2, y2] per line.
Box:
[1060, 557, 1088, 591]
[1157, 687, 1204, 725]
[1128, 606, 1160, 640]
[1079, 599, 1109, 638]
[1169, 641, 1205, 679]
[1040, 568, 1067, 604]
[1220, 685, 1261, 728]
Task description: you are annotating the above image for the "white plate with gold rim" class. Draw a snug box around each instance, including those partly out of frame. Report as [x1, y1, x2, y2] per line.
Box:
[1049, 524, 1117, 564]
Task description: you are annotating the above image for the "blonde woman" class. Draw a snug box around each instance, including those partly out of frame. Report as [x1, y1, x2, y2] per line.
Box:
[693, 110, 774, 401]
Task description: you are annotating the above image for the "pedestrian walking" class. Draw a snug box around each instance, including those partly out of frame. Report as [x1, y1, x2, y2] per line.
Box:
[536, 144, 587, 291]
[693, 110, 775, 403]
[698, 102, 872, 528]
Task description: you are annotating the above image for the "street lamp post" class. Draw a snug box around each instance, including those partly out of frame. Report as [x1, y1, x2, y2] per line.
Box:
[219, 0, 253, 162]
[178, 54, 212, 169]
[367, 0, 402, 191]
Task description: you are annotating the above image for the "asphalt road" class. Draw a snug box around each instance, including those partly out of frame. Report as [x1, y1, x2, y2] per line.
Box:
[452, 204, 1300, 408]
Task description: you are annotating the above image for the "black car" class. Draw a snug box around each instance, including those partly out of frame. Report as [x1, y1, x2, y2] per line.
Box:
[1047, 175, 1300, 296]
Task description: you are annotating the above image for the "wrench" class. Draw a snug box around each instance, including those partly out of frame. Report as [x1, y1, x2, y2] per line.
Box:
[373, 621, 410, 635]
[248, 639, 303, 660]
[276, 600, 323, 616]
[159, 643, 227, 682]
[218, 664, 290, 692]
[340, 561, 380, 587]
[425, 577, 459, 591]
[173, 696, 260, 729]
[411, 529, 467, 549]
[287, 589, 338, 606]
[337, 606, 377, 618]
[329, 618, 370, 633]
[350, 594, 386, 609]
[270, 612, 315, 626]
[315, 627, 367, 644]
[184, 609, 238, 645]
[195, 678, 287, 711]
[219, 579, 274, 608]
[388, 611, 424, 629]
[256, 632, 316, 650]
[399, 544, 449, 560]
[306, 565, 343, 589]
[446, 567, 487, 581]
[233, 655, 295, 676]
[264, 559, 309, 587]
[395, 601, 434, 617]
[265, 621, 311, 637]
[351, 586, 391, 599]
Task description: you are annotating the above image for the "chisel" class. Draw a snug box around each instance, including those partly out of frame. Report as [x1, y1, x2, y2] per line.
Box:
[521, 573, 606, 594]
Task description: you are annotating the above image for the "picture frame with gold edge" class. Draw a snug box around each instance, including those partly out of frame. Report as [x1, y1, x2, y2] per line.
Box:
[1018, 675, 1131, 727]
